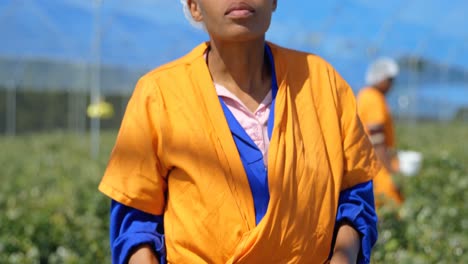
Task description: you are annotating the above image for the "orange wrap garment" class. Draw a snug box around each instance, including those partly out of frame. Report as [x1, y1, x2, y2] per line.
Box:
[99, 42, 380, 263]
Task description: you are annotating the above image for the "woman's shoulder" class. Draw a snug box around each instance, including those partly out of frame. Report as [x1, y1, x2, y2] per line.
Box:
[140, 42, 209, 81]
[267, 41, 334, 71]
[357, 87, 385, 101]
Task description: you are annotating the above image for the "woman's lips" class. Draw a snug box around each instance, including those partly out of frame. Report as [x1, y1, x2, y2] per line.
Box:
[225, 2, 255, 18]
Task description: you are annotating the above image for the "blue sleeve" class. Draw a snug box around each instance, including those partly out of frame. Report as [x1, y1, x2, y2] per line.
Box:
[110, 200, 166, 264]
[332, 180, 378, 264]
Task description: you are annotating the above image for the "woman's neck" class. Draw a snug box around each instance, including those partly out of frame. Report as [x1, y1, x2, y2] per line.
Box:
[207, 37, 272, 111]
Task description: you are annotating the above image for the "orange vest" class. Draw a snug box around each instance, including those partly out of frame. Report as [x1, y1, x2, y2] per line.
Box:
[99, 42, 380, 263]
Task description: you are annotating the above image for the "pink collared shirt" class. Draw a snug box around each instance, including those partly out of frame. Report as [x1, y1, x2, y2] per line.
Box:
[215, 83, 272, 165]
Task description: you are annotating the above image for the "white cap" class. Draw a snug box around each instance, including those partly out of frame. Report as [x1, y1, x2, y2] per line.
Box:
[180, 0, 205, 30]
[365, 57, 399, 86]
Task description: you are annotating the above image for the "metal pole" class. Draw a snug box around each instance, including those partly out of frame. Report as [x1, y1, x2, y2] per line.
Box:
[90, 0, 102, 158]
[78, 63, 87, 134]
[6, 80, 16, 136]
[68, 85, 75, 132]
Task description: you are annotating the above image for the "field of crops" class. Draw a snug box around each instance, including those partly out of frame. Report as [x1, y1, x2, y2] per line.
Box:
[0, 121, 466, 263]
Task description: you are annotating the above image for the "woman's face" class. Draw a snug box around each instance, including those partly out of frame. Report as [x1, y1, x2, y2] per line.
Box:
[188, 0, 277, 42]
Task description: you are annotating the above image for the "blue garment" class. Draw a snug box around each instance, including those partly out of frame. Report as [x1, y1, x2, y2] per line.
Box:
[334, 181, 378, 264]
[108, 44, 377, 264]
[110, 201, 166, 264]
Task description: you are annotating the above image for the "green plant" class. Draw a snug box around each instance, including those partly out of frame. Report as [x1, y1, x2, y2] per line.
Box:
[0, 132, 115, 263]
[372, 121, 468, 263]
[0, 121, 466, 263]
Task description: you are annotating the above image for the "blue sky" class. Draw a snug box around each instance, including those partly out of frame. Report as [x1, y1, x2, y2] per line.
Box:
[0, 0, 467, 87]
[0, 0, 466, 118]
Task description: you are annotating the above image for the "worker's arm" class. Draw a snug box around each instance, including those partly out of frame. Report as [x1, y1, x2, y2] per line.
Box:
[129, 245, 160, 264]
[110, 201, 166, 264]
[330, 223, 361, 264]
[373, 143, 396, 173]
[330, 181, 378, 264]
[367, 124, 396, 173]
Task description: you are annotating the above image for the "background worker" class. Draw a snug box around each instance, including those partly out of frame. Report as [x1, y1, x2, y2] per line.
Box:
[357, 57, 403, 206]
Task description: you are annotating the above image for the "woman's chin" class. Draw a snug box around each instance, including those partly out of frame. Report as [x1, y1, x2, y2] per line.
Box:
[212, 27, 266, 42]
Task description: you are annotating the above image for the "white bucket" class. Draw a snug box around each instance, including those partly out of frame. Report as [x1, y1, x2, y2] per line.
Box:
[398, 150, 423, 176]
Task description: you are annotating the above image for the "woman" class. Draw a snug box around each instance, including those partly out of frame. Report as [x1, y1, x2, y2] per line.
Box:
[99, 1, 379, 263]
